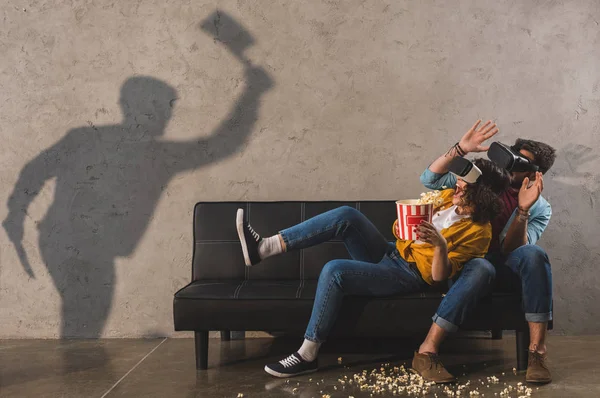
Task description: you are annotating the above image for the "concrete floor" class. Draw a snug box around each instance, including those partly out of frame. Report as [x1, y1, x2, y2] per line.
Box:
[0, 335, 598, 398]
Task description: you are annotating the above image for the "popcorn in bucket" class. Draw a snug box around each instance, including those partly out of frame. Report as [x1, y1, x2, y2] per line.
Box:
[395, 191, 443, 241]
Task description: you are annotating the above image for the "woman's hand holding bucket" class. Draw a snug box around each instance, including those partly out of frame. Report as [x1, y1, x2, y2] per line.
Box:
[415, 221, 447, 248]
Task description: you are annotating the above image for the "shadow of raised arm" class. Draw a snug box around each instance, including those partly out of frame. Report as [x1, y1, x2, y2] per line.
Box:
[170, 10, 274, 171]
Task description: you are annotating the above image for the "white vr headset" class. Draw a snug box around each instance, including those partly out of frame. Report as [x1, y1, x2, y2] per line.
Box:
[448, 157, 482, 184]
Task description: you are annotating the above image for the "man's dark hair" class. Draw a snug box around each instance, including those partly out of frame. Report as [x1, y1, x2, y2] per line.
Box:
[512, 138, 556, 174]
[463, 158, 510, 224]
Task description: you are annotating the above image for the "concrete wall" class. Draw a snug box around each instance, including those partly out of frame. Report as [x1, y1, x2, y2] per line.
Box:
[0, 0, 599, 339]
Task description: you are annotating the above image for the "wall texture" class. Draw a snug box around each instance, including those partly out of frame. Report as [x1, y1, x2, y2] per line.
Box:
[1, 0, 599, 340]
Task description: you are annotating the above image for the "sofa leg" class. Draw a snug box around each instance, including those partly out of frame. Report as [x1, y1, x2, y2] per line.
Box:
[491, 330, 503, 340]
[195, 331, 209, 370]
[516, 329, 530, 371]
[220, 331, 231, 341]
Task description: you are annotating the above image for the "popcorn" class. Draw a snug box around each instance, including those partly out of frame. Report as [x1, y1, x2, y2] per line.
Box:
[332, 364, 538, 398]
[487, 376, 499, 384]
[416, 190, 444, 206]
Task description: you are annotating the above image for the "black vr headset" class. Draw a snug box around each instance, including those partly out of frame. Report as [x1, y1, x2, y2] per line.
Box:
[487, 142, 539, 173]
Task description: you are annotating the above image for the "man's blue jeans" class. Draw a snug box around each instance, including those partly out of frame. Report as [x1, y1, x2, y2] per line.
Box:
[433, 245, 553, 332]
[279, 206, 428, 343]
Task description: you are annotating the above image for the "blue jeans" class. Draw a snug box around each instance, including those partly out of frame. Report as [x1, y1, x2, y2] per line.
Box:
[279, 206, 428, 343]
[434, 245, 553, 332]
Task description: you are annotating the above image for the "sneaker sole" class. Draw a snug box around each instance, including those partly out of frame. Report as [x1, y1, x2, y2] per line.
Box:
[264, 365, 318, 378]
[236, 209, 252, 267]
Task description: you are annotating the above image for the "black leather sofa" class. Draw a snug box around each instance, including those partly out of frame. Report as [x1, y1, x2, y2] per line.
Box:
[173, 201, 549, 371]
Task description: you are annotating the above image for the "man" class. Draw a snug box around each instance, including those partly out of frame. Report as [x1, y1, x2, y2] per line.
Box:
[412, 120, 556, 384]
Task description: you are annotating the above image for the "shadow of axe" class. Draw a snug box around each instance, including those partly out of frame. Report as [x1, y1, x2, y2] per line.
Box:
[200, 10, 255, 67]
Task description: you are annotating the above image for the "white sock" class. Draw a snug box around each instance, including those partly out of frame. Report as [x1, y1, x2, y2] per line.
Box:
[297, 339, 321, 362]
[258, 235, 284, 260]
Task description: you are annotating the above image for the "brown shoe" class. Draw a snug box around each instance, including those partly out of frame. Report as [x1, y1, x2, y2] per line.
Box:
[411, 351, 456, 384]
[526, 351, 552, 384]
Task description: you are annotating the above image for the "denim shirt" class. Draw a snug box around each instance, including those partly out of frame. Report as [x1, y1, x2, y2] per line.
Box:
[419, 167, 552, 247]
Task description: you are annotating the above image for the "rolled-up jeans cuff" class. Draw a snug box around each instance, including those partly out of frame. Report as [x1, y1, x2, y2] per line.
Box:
[279, 230, 290, 248]
[525, 312, 552, 323]
[432, 313, 459, 333]
[303, 334, 323, 344]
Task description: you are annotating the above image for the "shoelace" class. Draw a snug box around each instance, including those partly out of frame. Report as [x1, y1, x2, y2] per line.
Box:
[529, 351, 548, 369]
[427, 353, 445, 371]
[246, 223, 261, 242]
[279, 354, 301, 368]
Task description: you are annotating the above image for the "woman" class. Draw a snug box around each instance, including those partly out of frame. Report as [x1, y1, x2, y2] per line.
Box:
[236, 158, 509, 378]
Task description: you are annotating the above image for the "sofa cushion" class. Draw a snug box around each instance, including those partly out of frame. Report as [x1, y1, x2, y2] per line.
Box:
[175, 280, 450, 301]
[173, 279, 536, 334]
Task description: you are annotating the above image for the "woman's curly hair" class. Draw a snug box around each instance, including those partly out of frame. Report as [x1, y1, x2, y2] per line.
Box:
[461, 158, 510, 224]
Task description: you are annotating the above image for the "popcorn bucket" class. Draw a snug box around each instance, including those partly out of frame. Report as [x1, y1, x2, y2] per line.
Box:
[395, 200, 433, 241]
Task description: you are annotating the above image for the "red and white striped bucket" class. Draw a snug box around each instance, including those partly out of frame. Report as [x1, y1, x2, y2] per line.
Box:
[395, 200, 433, 241]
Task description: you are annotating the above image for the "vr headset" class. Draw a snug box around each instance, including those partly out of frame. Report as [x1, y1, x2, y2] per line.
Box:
[487, 142, 539, 172]
[448, 157, 482, 184]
